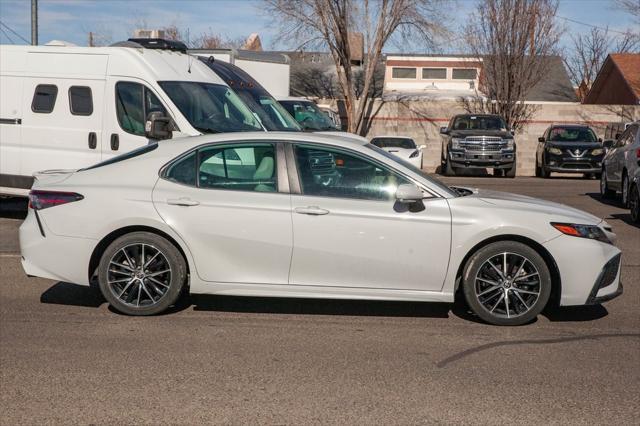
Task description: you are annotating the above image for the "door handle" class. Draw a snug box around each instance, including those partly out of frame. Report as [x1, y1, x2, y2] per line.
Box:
[294, 206, 330, 215]
[167, 198, 200, 207]
[110, 133, 119, 151]
[88, 132, 97, 149]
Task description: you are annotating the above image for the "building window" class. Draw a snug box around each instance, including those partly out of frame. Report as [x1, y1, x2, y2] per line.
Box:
[69, 86, 93, 116]
[452, 68, 477, 80]
[392, 67, 417, 79]
[31, 84, 58, 113]
[422, 68, 447, 79]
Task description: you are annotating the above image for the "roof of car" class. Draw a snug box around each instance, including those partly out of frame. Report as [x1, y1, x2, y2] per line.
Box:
[370, 135, 413, 140]
[452, 114, 504, 119]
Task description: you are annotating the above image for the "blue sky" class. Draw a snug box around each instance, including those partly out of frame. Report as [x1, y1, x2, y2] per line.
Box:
[0, 0, 636, 51]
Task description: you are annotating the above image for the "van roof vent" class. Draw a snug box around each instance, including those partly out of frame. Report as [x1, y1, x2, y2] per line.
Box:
[127, 38, 187, 53]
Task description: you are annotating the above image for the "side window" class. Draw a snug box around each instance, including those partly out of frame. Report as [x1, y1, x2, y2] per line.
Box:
[294, 145, 410, 201]
[165, 151, 197, 186]
[31, 84, 58, 113]
[69, 86, 93, 116]
[116, 82, 167, 136]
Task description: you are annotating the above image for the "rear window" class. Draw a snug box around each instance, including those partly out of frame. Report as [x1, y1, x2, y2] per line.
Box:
[82, 143, 158, 171]
[371, 138, 416, 149]
[69, 86, 93, 116]
[32, 84, 58, 113]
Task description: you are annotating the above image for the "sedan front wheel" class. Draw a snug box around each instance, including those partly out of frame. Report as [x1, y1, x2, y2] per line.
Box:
[462, 241, 551, 326]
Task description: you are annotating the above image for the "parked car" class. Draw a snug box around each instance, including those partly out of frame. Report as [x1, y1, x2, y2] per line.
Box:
[600, 122, 640, 206]
[370, 136, 425, 169]
[316, 103, 342, 129]
[535, 125, 605, 179]
[0, 41, 264, 196]
[629, 169, 640, 223]
[440, 114, 516, 177]
[20, 132, 622, 326]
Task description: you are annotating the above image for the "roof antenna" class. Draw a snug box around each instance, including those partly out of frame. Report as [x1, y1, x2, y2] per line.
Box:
[187, 54, 192, 73]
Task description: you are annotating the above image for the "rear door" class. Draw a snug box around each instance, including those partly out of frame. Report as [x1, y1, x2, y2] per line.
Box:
[152, 141, 293, 284]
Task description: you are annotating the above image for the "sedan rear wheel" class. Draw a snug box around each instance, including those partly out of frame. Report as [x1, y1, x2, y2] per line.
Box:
[462, 241, 551, 326]
[630, 183, 640, 223]
[600, 170, 615, 199]
[98, 232, 187, 315]
[621, 173, 629, 207]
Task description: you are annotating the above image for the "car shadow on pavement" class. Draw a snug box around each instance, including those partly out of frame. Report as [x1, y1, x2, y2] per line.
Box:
[584, 192, 623, 208]
[40, 282, 105, 308]
[188, 294, 452, 318]
[543, 305, 609, 322]
[610, 213, 639, 228]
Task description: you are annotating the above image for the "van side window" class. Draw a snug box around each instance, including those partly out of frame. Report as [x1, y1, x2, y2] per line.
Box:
[69, 86, 93, 116]
[31, 84, 58, 113]
[115, 82, 167, 136]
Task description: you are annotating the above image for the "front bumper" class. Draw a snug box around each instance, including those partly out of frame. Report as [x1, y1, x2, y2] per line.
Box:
[585, 253, 623, 304]
[545, 152, 603, 173]
[449, 150, 515, 169]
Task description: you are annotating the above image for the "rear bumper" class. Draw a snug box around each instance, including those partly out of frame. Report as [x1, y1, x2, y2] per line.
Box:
[449, 150, 515, 169]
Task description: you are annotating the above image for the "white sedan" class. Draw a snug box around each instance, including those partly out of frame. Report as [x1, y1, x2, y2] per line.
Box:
[20, 132, 622, 325]
[370, 136, 425, 169]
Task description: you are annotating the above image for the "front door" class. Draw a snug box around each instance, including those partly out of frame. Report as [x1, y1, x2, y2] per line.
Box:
[288, 143, 451, 291]
[152, 141, 293, 284]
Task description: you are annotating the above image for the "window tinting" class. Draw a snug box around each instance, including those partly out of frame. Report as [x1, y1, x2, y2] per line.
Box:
[549, 127, 597, 143]
[165, 151, 197, 186]
[422, 68, 447, 79]
[294, 145, 410, 201]
[392, 67, 417, 79]
[116, 82, 167, 136]
[31, 84, 58, 113]
[452, 68, 477, 80]
[69, 86, 93, 116]
[371, 138, 417, 149]
[198, 144, 277, 192]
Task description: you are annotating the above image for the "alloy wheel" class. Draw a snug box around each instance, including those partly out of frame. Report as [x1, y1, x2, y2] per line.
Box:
[107, 243, 172, 308]
[474, 252, 541, 319]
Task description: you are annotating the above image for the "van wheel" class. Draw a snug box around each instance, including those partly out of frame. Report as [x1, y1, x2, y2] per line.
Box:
[462, 241, 551, 326]
[97, 232, 187, 316]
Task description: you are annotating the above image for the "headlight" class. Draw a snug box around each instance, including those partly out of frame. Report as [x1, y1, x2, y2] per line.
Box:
[504, 138, 514, 149]
[451, 138, 463, 149]
[547, 146, 562, 155]
[551, 222, 612, 244]
[409, 150, 420, 158]
[591, 148, 604, 156]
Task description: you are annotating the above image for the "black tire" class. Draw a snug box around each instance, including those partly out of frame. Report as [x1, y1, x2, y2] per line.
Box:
[505, 164, 516, 178]
[462, 241, 552, 326]
[630, 182, 640, 223]
[97, 232, 187, 316]
[594, 172, 602, 180]
[444, 158, 457, 176]
[540, 165, 550, 178]
[493, 168, 504, 177]
[600, 169, 615, 199]
[535, 159, 541, 177]
[621, 172, 629, 207]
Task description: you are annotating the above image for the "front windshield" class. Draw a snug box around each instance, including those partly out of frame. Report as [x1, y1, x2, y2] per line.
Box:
[452, 115, 507, 131]
[159, 81, 263, 134]
[549, 127, 597, 142]
[366, 144, 458, 197]
[235, 91, 301, 131]
[280, 100, 338, 131]
[371, 137, 417, 149]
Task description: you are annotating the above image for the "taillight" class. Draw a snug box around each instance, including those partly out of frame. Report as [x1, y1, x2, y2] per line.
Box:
[28, 190, 84, 210]
[636, 148, 640, 158]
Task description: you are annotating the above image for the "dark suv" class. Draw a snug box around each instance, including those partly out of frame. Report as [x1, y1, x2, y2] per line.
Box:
[535, 125, 604, 178]
[440, 114, 516, 177]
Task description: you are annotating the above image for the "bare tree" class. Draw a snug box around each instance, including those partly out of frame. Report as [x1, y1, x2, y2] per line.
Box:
[563, 26, 639, 98]
[161, 25, 246, 49]
[463, 0, 562, 131]
[616, 0, 640, 25]
[265, 0, 445, 135]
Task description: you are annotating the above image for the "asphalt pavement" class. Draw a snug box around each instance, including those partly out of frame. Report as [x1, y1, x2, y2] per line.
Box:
[0, 176, 638, 425]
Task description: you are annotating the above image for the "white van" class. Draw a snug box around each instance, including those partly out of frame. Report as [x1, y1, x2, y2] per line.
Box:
[0, 43, 264, 195]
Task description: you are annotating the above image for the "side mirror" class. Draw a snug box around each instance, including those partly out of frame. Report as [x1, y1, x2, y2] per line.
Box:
[615, 133, 621, 140]
[145, 112, 173, 140]
[440, 126, 448, 135]
[538, 137, 545, 143]
[395, 183, 423, 204]
[419, 144, 427, 150]
[602, 140, 614, 150]
[598, 137, 603, 142]
[510, 129, 515, 135]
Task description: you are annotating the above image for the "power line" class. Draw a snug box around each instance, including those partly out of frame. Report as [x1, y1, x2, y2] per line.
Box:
[0, 26, 16, 44]
[0, 21, 30, 44]
[557, 15, 634, 36]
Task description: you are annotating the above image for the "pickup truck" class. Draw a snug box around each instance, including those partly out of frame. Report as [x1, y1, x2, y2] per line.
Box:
[440, 114, 516, 177]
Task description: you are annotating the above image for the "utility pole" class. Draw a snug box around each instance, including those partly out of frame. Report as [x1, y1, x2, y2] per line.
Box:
[89, 31, 94, 47]
[31, 0, 38, 45]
